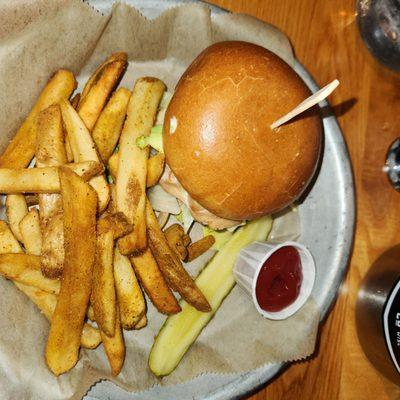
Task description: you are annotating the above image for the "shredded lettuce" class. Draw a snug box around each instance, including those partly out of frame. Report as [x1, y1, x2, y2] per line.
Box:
[176, 202, 194, 233]
[136, 125, 164, 153]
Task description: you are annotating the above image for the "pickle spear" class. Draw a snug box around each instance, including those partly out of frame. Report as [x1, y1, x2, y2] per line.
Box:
[149, 215, 273, 376]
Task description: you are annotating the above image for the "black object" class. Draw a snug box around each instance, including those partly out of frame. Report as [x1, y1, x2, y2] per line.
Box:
[356, 245, 400, 385]
[357, 0, 400, 71]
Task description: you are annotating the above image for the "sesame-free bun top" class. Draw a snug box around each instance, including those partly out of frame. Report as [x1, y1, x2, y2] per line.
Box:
[163, 41, 321, 221]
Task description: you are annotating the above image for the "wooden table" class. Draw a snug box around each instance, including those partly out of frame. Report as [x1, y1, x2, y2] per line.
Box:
[207, 1, 400, 399]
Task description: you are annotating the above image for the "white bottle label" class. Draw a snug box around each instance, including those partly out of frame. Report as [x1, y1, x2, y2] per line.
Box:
[383, 279, 400, 374]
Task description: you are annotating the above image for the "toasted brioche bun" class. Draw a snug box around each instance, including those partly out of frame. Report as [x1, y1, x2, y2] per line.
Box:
[163, 41, 321, 220]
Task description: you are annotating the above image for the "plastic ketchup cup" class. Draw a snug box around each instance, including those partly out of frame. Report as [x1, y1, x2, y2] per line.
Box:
[233, 241, 315, 320]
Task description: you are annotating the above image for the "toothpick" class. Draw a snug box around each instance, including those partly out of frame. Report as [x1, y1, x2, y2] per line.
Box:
[270, 79, 340, 130]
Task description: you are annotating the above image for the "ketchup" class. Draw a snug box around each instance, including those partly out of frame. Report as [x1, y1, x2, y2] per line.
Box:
[255, 246, 302, 312]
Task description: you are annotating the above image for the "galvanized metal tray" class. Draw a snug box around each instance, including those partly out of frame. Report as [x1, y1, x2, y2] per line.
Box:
[86, 1, 355, 399]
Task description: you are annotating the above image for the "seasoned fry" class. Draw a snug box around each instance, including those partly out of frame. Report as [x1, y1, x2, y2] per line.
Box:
[17, 283, 101, 349]
[114, 248, 146, 329]
[186, 236, 216, 262]
[60, 99, 110, 211]
[147, 153, 165, 187]
[19, 209, 42, 256]
[36, 104, 67, 225]
[5, 194, 28, 242]
[40, 212, 64, 278]
[91, 230, 116, 337]
[0, 222, 99, 349]
[107, 151, 118, 180]
[164, 224, 191, 261]
[108, 153, 164, 188]
[0, 161, 103, 194]
[92, 87, 131, 162]
[71, 93, 81, 109]
[0, 221, 23, 253]
[134, 314, 147, 330]
[78, 53, 128, 131]
[0, 253, 60, 294]
[0, 70, 76, 168]
[46, 167, 97, 376]
[146, 201, 211, 312]
[100, 305, 125, 376]
[97, 212, 133, 238]
[117, 78, 166, 255]
[130, 249, 180, 315]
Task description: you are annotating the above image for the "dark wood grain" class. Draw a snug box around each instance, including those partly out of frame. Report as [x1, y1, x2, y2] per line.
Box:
[207, 1, 400, 399]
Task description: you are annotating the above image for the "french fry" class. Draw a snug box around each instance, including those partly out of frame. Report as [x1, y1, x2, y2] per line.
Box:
[78, 53, 128, 131]
[5, 194, 28, 242]
[0, 222, 99, 349]
[60, 99, 110, 212]
[17, 283, 101, 349]
[0, 221, 23, 253]
[108, 152, 165, 188]
[186, 236, 216, 262]
[36, 104, 67, 225]
[0, 253, 60, 294]
[71, 93, 81, 109]
[97, 212, 133, 238]
[40, 212, 64, 278]
[117, 78, 166, 255]
[146, 201, 211, 312]
[92, 87, 131, 163]
[164, 224, 191, 261]
[0, 161, 103, 194]
[114, 248, 146, 329]
[0, 70, 76, 168]
[107, 151, 118, 180]
[147, 153, 165, 188]
[19, 209, 42, 256]
[100, 305, 125, 376]
[130, 249, 180, 315]
[91, 230, 116, 337]
[46, 167, 97, 376]
[134, 314, 147, 330]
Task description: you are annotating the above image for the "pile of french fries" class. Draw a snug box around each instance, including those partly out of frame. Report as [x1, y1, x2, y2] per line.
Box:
[0, 53, 215, 376]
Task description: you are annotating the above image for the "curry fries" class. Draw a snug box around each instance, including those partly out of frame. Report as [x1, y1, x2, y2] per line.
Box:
[0, 161, 103, 193]
[0, 70, 76, 168]
[5, 194, 28, 242]
[92, 87, 131, 163]
[45, 168, 97, 376]
[146, 201, 211, 312]
[19, 209, 42, 256]
[114, 248, 146, 329]
[60, 99, 110, 211]
[116, 78, 166, 255]
[131, 249, 181, 315]
[78, 53, 127, 131]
